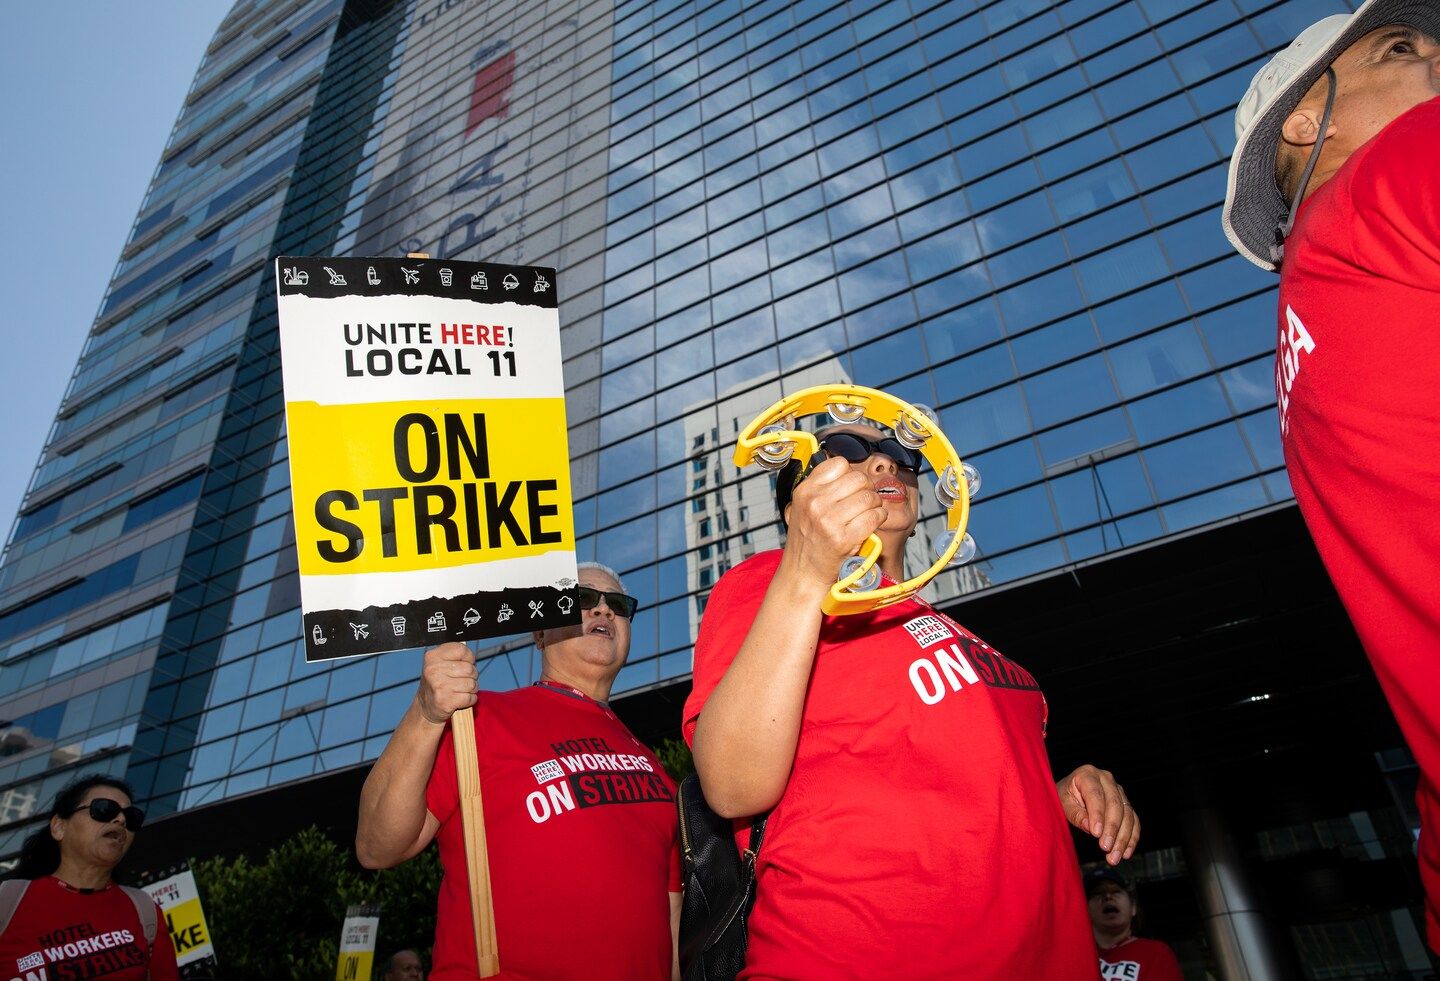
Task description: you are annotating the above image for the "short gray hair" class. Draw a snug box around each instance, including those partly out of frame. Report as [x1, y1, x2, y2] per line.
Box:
[578, 560, 626, 595]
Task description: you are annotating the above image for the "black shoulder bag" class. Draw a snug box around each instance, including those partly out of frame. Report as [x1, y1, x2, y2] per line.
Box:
[677, 773, 768, 981]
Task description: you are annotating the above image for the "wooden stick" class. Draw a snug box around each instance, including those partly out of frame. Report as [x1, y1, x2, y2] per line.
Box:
[411, 250, 496, 974]
[450, 707, 499, 977]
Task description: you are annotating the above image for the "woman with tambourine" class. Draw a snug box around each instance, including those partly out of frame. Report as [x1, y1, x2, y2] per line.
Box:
[681, 386, 1138, 979]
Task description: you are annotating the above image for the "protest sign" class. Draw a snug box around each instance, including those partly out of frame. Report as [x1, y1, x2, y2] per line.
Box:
[334, 904, 381, 981]
[140, 864, 217, 975]
[275, 255, 578, 660]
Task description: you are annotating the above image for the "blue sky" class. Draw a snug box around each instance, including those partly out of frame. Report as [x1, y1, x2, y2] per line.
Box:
[0, 2, 232, 536]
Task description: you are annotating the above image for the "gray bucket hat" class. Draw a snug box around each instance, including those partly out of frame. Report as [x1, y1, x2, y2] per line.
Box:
[1221, 0, 1440, 272]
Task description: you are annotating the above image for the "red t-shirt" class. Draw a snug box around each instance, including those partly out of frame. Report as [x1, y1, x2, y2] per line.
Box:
[1277, 96, 1440, 949]
[0, 876, 179, 981]
[424, 684, 681, 980]
[1098, 937, 1183, 980]
[684, 550, 1098, 979]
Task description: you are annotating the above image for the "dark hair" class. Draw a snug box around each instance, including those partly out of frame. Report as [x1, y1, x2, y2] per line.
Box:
[9, 774, 136, 880]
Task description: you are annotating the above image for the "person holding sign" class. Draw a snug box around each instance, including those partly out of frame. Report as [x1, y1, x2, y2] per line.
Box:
[686, 421, 1138, 978]
[0, 774, 179, 980]
[357, 563, 682, 981]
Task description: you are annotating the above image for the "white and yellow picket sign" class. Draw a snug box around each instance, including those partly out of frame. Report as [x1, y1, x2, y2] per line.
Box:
[275, 255, 577, 661]
[335, 904, 381, 981]
[141, 866, 216, 969]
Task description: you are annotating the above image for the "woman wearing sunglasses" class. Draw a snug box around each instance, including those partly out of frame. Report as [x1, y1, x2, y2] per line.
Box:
[684, 421, 1138, 979]
[0, 774, 179, 979]
[358, 562, 683, 981]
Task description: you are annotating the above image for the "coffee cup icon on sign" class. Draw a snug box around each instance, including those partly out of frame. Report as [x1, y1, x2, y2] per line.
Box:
[439, 268, 454, 286]
[390, 616, 407, 636]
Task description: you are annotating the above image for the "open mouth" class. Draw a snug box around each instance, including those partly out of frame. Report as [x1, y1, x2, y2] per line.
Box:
[585, 621, 613, 637]
[102, 828, 126, 843]
[1101, 903, 1120, 915]
[874, 477, 907, 499]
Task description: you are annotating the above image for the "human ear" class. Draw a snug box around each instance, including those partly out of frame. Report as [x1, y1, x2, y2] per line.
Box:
[1281, 106, 1325, 148]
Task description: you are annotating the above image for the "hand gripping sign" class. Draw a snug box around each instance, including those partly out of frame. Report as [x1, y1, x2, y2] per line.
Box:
[735, 384, 980, 615]
[277, 255, 578, 976]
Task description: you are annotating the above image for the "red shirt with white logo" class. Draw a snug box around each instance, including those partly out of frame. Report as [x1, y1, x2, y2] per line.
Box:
[1098, 936, 1183, 980]
[425, 684, 681, 980]
[0, 876, 179, 981]
[684, 550, 1098, 979]
[1277, 96, 1440, 949]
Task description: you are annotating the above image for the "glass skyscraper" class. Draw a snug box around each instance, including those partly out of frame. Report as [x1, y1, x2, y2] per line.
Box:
[3, 0, 1432, 972]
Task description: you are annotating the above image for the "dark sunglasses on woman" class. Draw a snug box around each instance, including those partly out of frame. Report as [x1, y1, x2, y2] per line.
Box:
[818, 431, 921, 473]
[71, 798, 145, 831]
[577, 585, 639, 619]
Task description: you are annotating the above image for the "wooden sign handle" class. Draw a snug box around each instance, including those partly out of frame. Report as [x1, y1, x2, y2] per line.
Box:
[451, 706, 499, 977]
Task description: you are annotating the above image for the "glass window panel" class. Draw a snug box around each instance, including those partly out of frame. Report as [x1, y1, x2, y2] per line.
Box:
[963, 439, 1043, 498]
[1130, 375, 1232, 444]
[931, 343, 1016, 404]
[1075, 235, 1171, 304]
[1161, 476, 1269, 533]
[1157, 211, 1232, 272]
[598, 430, 655, 489]
[829, 187, 892, 240]
[923, 297, 1005, 362]
[1144, 422, 1257, 502]
[835, 221, 901, 272]
[837, 253, 906, 313]
[904, 223, 982, 281]
[780, 320, 849, 373]
[941, 383, 1032, 453]
[889, 154, 962, 212]
[1219, 356, 1275, 412]
[774, 281, 842, 339]
[1125, 125, 1218, 190]
[1036, 409, 1135, 470]
[1178, 255, 1273, 311]
[1011, 315, 1099, 375]
[852, 328, 926, 388]
[1092, 280, 1190, 344]
[845, 292, 917, 345]
[1240, 411, 1285, 471]
[1108, 323, 1212, 398]
[1023, 354, 1119, 430]
[976, 192, 1056, 253]
[967, 484, 1059, 554]
[987, 233, 1069, 290]
[897, 188, 970, 243]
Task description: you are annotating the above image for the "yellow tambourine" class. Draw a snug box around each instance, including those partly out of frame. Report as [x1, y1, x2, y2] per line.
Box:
[734, 384, 980, 615]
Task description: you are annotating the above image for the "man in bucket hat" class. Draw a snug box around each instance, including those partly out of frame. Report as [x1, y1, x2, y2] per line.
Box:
[1222, 0, 1440, 949]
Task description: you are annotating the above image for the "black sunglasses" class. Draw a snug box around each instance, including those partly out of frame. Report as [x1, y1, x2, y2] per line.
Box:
[70, 797, 145, 831]
[819, 432, 921, 473]
[576, 585, 638, 619]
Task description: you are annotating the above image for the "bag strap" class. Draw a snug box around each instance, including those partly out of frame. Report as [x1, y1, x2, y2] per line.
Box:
[0, 879, 29, 935]
[744, 813, 767, 859]
[120, 884, 159, 947]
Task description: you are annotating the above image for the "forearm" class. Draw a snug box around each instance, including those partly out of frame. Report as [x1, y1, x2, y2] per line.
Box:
[356, 698, 446, 867]
[692, 556, 829, 817]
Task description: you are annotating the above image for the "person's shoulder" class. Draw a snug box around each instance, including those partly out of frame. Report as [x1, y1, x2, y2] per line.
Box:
[1133, 936, 1181, 961]
[719, 549, 783, 586]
